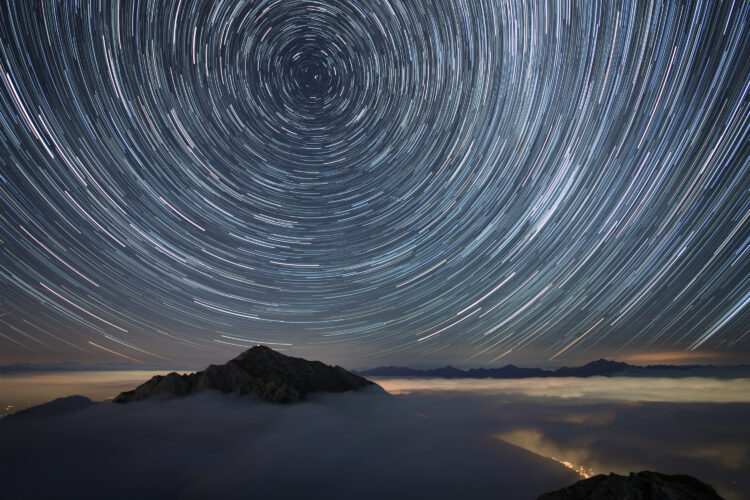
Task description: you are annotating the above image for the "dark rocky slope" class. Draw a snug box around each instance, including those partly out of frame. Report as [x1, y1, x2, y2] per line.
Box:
[3, 395, 94, 421]
[114, 345, 380, 404]
[537, 471, 724, 500]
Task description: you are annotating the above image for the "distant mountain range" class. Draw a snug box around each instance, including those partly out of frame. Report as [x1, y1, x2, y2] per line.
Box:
[3, 356, 748, 380]
[356, 359, 750, 379]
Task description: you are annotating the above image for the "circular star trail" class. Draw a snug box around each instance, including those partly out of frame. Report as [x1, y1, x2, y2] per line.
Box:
[0, 0, 748, 365]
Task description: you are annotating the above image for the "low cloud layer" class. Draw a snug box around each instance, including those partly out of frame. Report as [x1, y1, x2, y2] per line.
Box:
[3, 380, 748, 500]
[376, 376, 750, 403]
[0, 389, 577, 500]
[380, 385, 750, 500]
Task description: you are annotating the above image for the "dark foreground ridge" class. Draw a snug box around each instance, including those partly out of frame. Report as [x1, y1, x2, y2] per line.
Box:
[3, 395, 94, 421]
[114, 345, 379, 404]
[537, 471, 724, 500]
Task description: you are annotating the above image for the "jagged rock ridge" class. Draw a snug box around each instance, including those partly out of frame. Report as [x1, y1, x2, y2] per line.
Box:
[537, 471, 724, 500]
[114, 345, 379, 404]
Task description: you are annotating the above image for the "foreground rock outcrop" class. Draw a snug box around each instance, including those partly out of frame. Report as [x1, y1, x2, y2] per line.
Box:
[114, 345, 379, 404]
[537, 471, 724, 500]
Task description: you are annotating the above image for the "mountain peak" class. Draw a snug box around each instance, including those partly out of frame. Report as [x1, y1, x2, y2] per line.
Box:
[233, 344, 289, 363]
[114, 346, 380, 404]
[238, 344, 274, 354]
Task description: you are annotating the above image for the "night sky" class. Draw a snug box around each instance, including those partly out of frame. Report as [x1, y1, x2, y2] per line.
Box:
[0, 0, 748, 368]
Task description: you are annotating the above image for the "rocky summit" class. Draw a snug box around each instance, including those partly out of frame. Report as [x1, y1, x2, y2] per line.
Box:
[114, 345, 380, 404]
[537, 471, 724, 500]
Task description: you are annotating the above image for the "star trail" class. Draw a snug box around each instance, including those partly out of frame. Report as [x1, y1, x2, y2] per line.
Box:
[0, 0, 748, 367]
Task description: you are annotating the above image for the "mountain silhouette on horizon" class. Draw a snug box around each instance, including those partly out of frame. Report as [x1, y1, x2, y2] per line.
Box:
[356, 358, 629, 379]
[355, 358, 750, 379]
[114, 345, 380, 404]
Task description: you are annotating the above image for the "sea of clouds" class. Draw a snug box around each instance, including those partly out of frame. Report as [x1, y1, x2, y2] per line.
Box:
[2, 377, 748, 499]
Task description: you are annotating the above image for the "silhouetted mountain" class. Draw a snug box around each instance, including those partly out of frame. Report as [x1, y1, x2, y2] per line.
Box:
[466, 365, 550, 378]
[114, 345, 381, 404]
[3, 395, 94, 421]
[356, 358, 750, 379]
[553, 359, 629, 377]
[537, 471, 724, 500]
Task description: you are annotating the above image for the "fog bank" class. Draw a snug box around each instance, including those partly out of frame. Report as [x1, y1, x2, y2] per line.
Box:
[0, 389, 576, 499]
